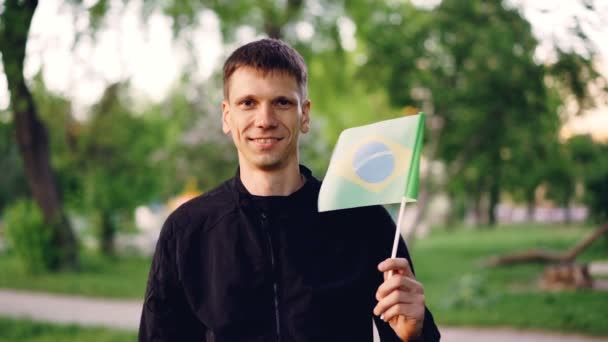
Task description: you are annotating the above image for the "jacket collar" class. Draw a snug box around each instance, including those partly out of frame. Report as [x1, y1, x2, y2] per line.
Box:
[230, 165, 319, 210]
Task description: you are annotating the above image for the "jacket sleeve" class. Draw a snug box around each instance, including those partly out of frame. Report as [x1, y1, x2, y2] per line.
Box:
[139, 214, 205, 341]
[371, 206, 441, 342]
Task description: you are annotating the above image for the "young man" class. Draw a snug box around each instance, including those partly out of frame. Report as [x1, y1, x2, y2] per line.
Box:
[139, 38, 440, 341]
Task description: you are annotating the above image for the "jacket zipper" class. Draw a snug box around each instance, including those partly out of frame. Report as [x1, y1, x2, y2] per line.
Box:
[261, 212, 281, 341]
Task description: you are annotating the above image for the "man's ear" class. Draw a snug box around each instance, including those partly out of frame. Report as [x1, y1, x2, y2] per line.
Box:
[300, 99, 311, 134]
[222, 100, 231, 134]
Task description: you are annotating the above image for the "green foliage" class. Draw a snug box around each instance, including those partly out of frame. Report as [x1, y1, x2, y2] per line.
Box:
[549, 49, 607, 113]
[353, 0, 605, 225]
[141, 78, 238, 194]
[30, 77, 174, 254]
[29, 73, 82, 209]
[3, 0, 606, 248]
[583, 156, 608, 223]
[567, 135, 608, 222]
[3, 200, 57, 273]
[441, 272, 500, 309]
[0, 318, 136, 342]
[2, 224, 607, 335]
[354, 0, 558, 224]
[0, 251, 150, 299]
[414, 224, 608, 335]
[0, 118, 29, 211]
[544, 145, 576, 208]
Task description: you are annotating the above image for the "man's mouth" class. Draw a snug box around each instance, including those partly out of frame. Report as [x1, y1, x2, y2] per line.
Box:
[249, 137, 283, 143]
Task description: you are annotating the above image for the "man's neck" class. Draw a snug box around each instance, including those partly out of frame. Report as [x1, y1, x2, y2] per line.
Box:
[239, 162, 304, 196]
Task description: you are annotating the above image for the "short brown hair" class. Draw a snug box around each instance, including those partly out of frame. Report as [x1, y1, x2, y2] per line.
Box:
[223, 38, 308, 100]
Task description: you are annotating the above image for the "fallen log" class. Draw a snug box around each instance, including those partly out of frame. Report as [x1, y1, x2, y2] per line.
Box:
[484, 223, 608, 267]
[540, 263, 593, 290]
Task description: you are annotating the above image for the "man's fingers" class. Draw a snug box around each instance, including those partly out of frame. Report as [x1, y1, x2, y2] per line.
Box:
[373, 290, 423, 317]
[383, 268, 406, 281]
[378, 258, 415, 278]
[381, 302, 422, 323]
[376, 275, 423, 301]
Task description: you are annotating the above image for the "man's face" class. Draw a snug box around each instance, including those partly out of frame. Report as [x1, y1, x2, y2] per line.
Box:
[222, 66, 311, 172]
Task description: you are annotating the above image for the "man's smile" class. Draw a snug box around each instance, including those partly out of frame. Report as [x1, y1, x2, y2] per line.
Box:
[248, 137, 284, 148]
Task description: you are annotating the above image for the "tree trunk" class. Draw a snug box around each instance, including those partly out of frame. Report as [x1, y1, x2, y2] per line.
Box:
[488, 177, 500, 226]
[564, 201, 572, 224]
[99, 210, 115, 256]
[526, 190, 535, 222]
[446, 193, 464, 228]
[264, 23, 283, 39]
[484, 223, 608, 267]
[473, 192, 482, 226]
[262, 0, 304, 39]
[0, 0, 78, 269]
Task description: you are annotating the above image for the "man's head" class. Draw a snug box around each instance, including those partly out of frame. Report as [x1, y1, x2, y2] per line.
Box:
[223, 38, 308, 100]
[221, 39, 311, 173]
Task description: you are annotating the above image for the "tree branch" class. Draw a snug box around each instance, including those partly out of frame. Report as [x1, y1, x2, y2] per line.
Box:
[484, 223, 608, 267]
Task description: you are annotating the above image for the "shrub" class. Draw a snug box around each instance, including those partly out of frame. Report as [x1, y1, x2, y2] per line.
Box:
[3, 200, 56, 273]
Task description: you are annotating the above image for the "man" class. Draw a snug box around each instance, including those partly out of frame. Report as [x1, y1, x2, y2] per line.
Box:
[139, 38, 440, 341]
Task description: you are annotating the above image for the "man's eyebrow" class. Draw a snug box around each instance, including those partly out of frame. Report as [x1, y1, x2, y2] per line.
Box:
[234, 95, 255, 102]
[274, 95, 297, 101]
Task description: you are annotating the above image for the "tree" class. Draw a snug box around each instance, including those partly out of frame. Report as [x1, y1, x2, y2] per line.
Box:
[0, 0, 77, 268]
[73, 83, 175, 255]
[145, 0, 394, 175]
[0, 0, 353, 261]
[354, 0, 605, 226]
[544, 145, 576, 222]
[0, 115, 29, 211]
[567, 135, 608, 222]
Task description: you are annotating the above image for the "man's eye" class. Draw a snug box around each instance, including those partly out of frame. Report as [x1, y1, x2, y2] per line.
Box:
[276, 99, 291, 107]
[242, 100, 254, 107]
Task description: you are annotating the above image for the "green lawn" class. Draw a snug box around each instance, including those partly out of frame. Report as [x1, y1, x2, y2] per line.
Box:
[410, 223, 608, 336]
[0, 251, 151, 299]
[0, 318, 136, 342]
[1, 223, 607, 336]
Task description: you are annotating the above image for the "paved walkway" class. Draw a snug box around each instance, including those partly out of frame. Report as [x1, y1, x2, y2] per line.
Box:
[1, 289, 607, 342]
[0, 289, 141, 330]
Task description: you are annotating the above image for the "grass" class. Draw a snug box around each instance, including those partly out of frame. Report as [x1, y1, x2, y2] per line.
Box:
[1, 223, 607, 336]
[0, 317, 136, 342]
[0, 251, 151, 299]
[410, 223, 608, 336]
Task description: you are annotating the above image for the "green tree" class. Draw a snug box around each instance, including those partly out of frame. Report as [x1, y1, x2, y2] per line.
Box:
[28, 73, 83, 215]
[354, 0, 605, 225]
[567, 135, 608, 222]
[544, 144, 576, 222]
[0, 116, 29, 211]
[146, 77, 238, 195]
[74, 83, 168, 255]
[0, 0, 78, 268]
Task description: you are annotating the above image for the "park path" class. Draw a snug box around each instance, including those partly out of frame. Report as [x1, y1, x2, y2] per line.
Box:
[1, 288, 607, 342]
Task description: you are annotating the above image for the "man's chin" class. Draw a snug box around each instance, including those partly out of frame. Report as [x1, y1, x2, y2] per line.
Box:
[255, 160, 284, 171]
[250, 156, 288, 171]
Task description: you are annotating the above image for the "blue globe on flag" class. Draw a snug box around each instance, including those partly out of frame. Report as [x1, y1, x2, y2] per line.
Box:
[352, 141, 395, 184]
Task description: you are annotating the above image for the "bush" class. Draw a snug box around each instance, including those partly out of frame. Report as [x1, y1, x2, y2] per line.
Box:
[3, 200, 56, 273]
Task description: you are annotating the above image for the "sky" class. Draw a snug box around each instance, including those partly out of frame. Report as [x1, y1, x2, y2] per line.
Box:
[0, 0, 606, 138]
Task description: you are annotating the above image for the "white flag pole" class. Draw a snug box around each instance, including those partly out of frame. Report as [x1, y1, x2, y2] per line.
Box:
[388, 196, 407, 278]
[381, 197, 407, 321]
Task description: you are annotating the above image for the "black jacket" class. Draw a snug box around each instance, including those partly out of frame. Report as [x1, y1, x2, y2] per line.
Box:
[139, 166, 440, 341]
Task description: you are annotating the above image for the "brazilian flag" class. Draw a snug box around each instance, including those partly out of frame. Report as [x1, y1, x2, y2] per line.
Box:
[318, 113, 425, 212]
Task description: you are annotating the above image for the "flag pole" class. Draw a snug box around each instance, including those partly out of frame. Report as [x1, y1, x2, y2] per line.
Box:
[388, 196, 407, 279]
[391, 197, 407, 259]
[381, 196, 407, 321]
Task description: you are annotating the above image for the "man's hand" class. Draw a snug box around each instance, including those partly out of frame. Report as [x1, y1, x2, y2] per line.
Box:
[373, 258, 425, 341]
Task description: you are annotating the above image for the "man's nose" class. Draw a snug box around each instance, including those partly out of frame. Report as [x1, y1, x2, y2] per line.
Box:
[255, 102, 278, 128]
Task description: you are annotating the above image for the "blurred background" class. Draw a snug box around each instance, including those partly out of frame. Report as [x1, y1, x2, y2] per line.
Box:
[0, 0, 607, 341]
